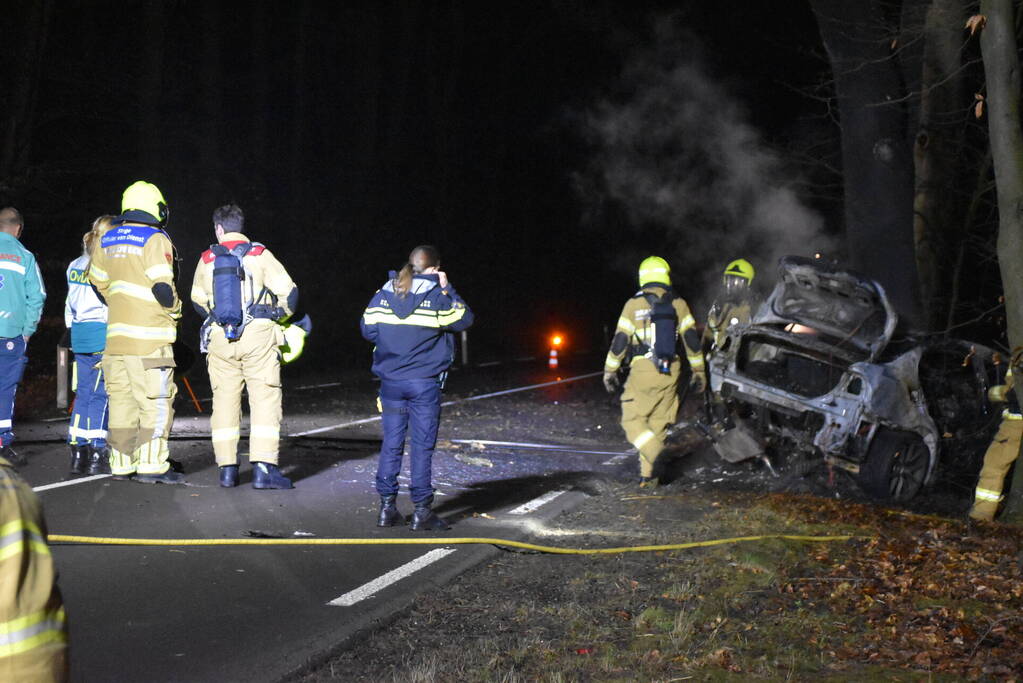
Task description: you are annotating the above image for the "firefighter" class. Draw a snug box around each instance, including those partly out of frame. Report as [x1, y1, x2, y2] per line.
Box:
[603, 256, 705, 486]
[190, 204, 298, 489]
[89, 181, 183, 483]
[361, 245, 473, 530]
[969, 348, 1023, 521]
[0, 208, 46, 467]
[704, 258, 756, 352]
[0, 450, 69, 681]
[64, 217, 113, 475]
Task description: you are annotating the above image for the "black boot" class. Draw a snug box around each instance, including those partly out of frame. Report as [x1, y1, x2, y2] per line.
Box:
[87, 445, 111, 475]
[219, 465, 239, 488]
[410, 498, 450, 531]
[377, 495, 404, 527]
[69, 444, 89, 475]
[252, 462, 293, 489]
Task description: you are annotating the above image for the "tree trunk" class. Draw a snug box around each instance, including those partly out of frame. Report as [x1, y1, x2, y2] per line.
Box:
[911, 0, 967, 329]
[810, 0, 922, 325]
[980, 0, 1023, 521]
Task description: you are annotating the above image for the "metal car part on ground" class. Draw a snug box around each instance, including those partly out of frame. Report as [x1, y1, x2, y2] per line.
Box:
[705, 256, 998, 503]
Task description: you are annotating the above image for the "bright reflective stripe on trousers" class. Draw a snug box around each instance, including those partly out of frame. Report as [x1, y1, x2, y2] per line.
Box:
[633, 430, 655, 450]
[249, 424, 279, 439]
[212, 427, 241, 442]
[975, 487, 1003, 502]
[0, 608, 67, 658]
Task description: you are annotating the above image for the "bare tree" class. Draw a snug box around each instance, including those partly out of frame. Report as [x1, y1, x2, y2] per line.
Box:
[978, 0, 1023, 521]
[810, 0, 922, 324]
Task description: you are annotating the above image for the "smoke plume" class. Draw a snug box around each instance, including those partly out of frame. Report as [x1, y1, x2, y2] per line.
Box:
[576, 18, 832, 309]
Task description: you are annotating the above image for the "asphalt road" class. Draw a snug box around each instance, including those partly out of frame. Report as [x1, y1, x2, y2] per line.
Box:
[17, 354, 631, 682]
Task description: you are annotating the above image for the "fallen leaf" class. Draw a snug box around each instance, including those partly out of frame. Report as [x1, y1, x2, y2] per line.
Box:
[966, 14, 987, 36]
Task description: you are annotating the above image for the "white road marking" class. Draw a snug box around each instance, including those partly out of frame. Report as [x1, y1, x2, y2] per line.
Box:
[33, 474, 110, 492]
[476, 361, 502, 367]
[288, 371, 602, 438]
[328, 548, 457, 607]
[450, 439, 628, 456]
[507, 489, 566, 515]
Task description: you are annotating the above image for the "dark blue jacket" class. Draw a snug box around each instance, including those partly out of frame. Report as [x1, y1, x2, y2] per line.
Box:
[360, 272, 473, 380]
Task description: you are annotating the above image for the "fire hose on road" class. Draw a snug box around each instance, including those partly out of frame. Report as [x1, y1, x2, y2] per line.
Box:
[47, 533, 860, 555]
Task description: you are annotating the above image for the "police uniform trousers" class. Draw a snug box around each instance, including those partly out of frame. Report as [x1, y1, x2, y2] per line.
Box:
[0, 459, 68, 682]
[102, 345, 177, 476]
[620, 357, 681, 478]
[970, 410, 1023, 521]
[0, 337, 28, 448]
[376, 377, 442, 504]
[68, 352, 108, 447]
[207, 322, 282, 466]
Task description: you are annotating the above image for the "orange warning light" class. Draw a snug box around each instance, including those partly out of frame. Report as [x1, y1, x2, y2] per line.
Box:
[551, 334, 564, 348]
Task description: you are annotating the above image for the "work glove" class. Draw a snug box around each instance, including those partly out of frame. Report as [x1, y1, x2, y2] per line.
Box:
[690, 371, 707, 394]
[603, 371, 620, 394]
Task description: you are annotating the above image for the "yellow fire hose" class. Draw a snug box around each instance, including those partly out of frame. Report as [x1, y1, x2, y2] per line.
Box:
[48, 533, 859, 555]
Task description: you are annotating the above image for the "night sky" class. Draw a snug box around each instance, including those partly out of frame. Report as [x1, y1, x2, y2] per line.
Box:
[4, 1, 836, 369]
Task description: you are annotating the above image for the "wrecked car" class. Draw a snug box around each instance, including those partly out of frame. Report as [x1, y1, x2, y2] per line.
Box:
[706, 256, 998, 503]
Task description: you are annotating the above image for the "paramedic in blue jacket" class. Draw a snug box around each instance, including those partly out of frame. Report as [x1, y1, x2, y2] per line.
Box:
[360, 245, 473, 531]
[0, 208, 46, 466]
[64, 217, 113, 475]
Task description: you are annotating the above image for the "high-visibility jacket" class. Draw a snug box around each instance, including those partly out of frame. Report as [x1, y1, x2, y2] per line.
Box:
[0, 457, 68, 681]
[360, 273, 473, 380]
[189, 232, 297, 334]
[704, 298, 753, 351]
[64, 254, 108, 354]
[88, 223, 180, 355]
[604, 284, 703, 376]
[0, 231, 46, 340]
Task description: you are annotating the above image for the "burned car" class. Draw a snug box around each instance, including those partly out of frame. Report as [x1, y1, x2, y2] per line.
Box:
[706, 256, 998, 503]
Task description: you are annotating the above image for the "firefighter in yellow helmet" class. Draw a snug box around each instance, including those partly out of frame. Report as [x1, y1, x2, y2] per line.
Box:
[969, 348, 1023, 521]
[704, 258, 756, 352]
[603, 256, 705, 486]
[190, 204, 299, 489]
[0, 447, 68, 681]
[89, 181, 184, 483]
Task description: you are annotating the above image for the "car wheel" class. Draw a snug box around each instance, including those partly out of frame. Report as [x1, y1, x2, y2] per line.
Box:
[858, 429, 929, 502]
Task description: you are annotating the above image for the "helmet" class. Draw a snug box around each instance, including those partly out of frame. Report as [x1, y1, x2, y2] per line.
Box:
[723, 258, 754, 295]
[121, 181, 169, 227]
[638, 256, 671, 286]
[723, 258, 755, 282]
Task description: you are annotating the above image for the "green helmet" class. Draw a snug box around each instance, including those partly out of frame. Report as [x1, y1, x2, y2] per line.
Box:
[121, 181, 169, 227]
[723, 258, 755, 282]
[638, 256, 671, 286]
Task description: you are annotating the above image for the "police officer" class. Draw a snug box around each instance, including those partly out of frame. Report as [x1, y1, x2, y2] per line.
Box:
[0, 207, 46, 466]
[603, 256, 705, 486]
[0, 450, 68, 681]
[190, 204, 297, 489]
[89, 182, 183, 483]
[970, 348, 1023, 521]
[704, 258, 756, 353]
[361, 246, 473, 530]
[64, 217, 113, 475]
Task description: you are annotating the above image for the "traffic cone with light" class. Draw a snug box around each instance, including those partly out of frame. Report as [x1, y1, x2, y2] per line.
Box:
[548, 334, 563, 369]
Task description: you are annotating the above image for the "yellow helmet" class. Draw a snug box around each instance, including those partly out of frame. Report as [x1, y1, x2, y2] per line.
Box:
[723, 258, 755, 282]
[121, 181, 169, 226]
[638, 256, 671, 286]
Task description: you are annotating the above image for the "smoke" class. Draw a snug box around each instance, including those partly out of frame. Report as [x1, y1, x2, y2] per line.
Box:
[576, 17, 832, 309]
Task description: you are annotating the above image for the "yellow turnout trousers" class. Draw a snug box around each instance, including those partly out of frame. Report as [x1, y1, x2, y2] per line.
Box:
[0, 459, 68, 682]
[970, 411, 1023, 521]
[207, 322, 283, 466]
[102, 346, 177, 476]
[621, 358, 681, 478]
